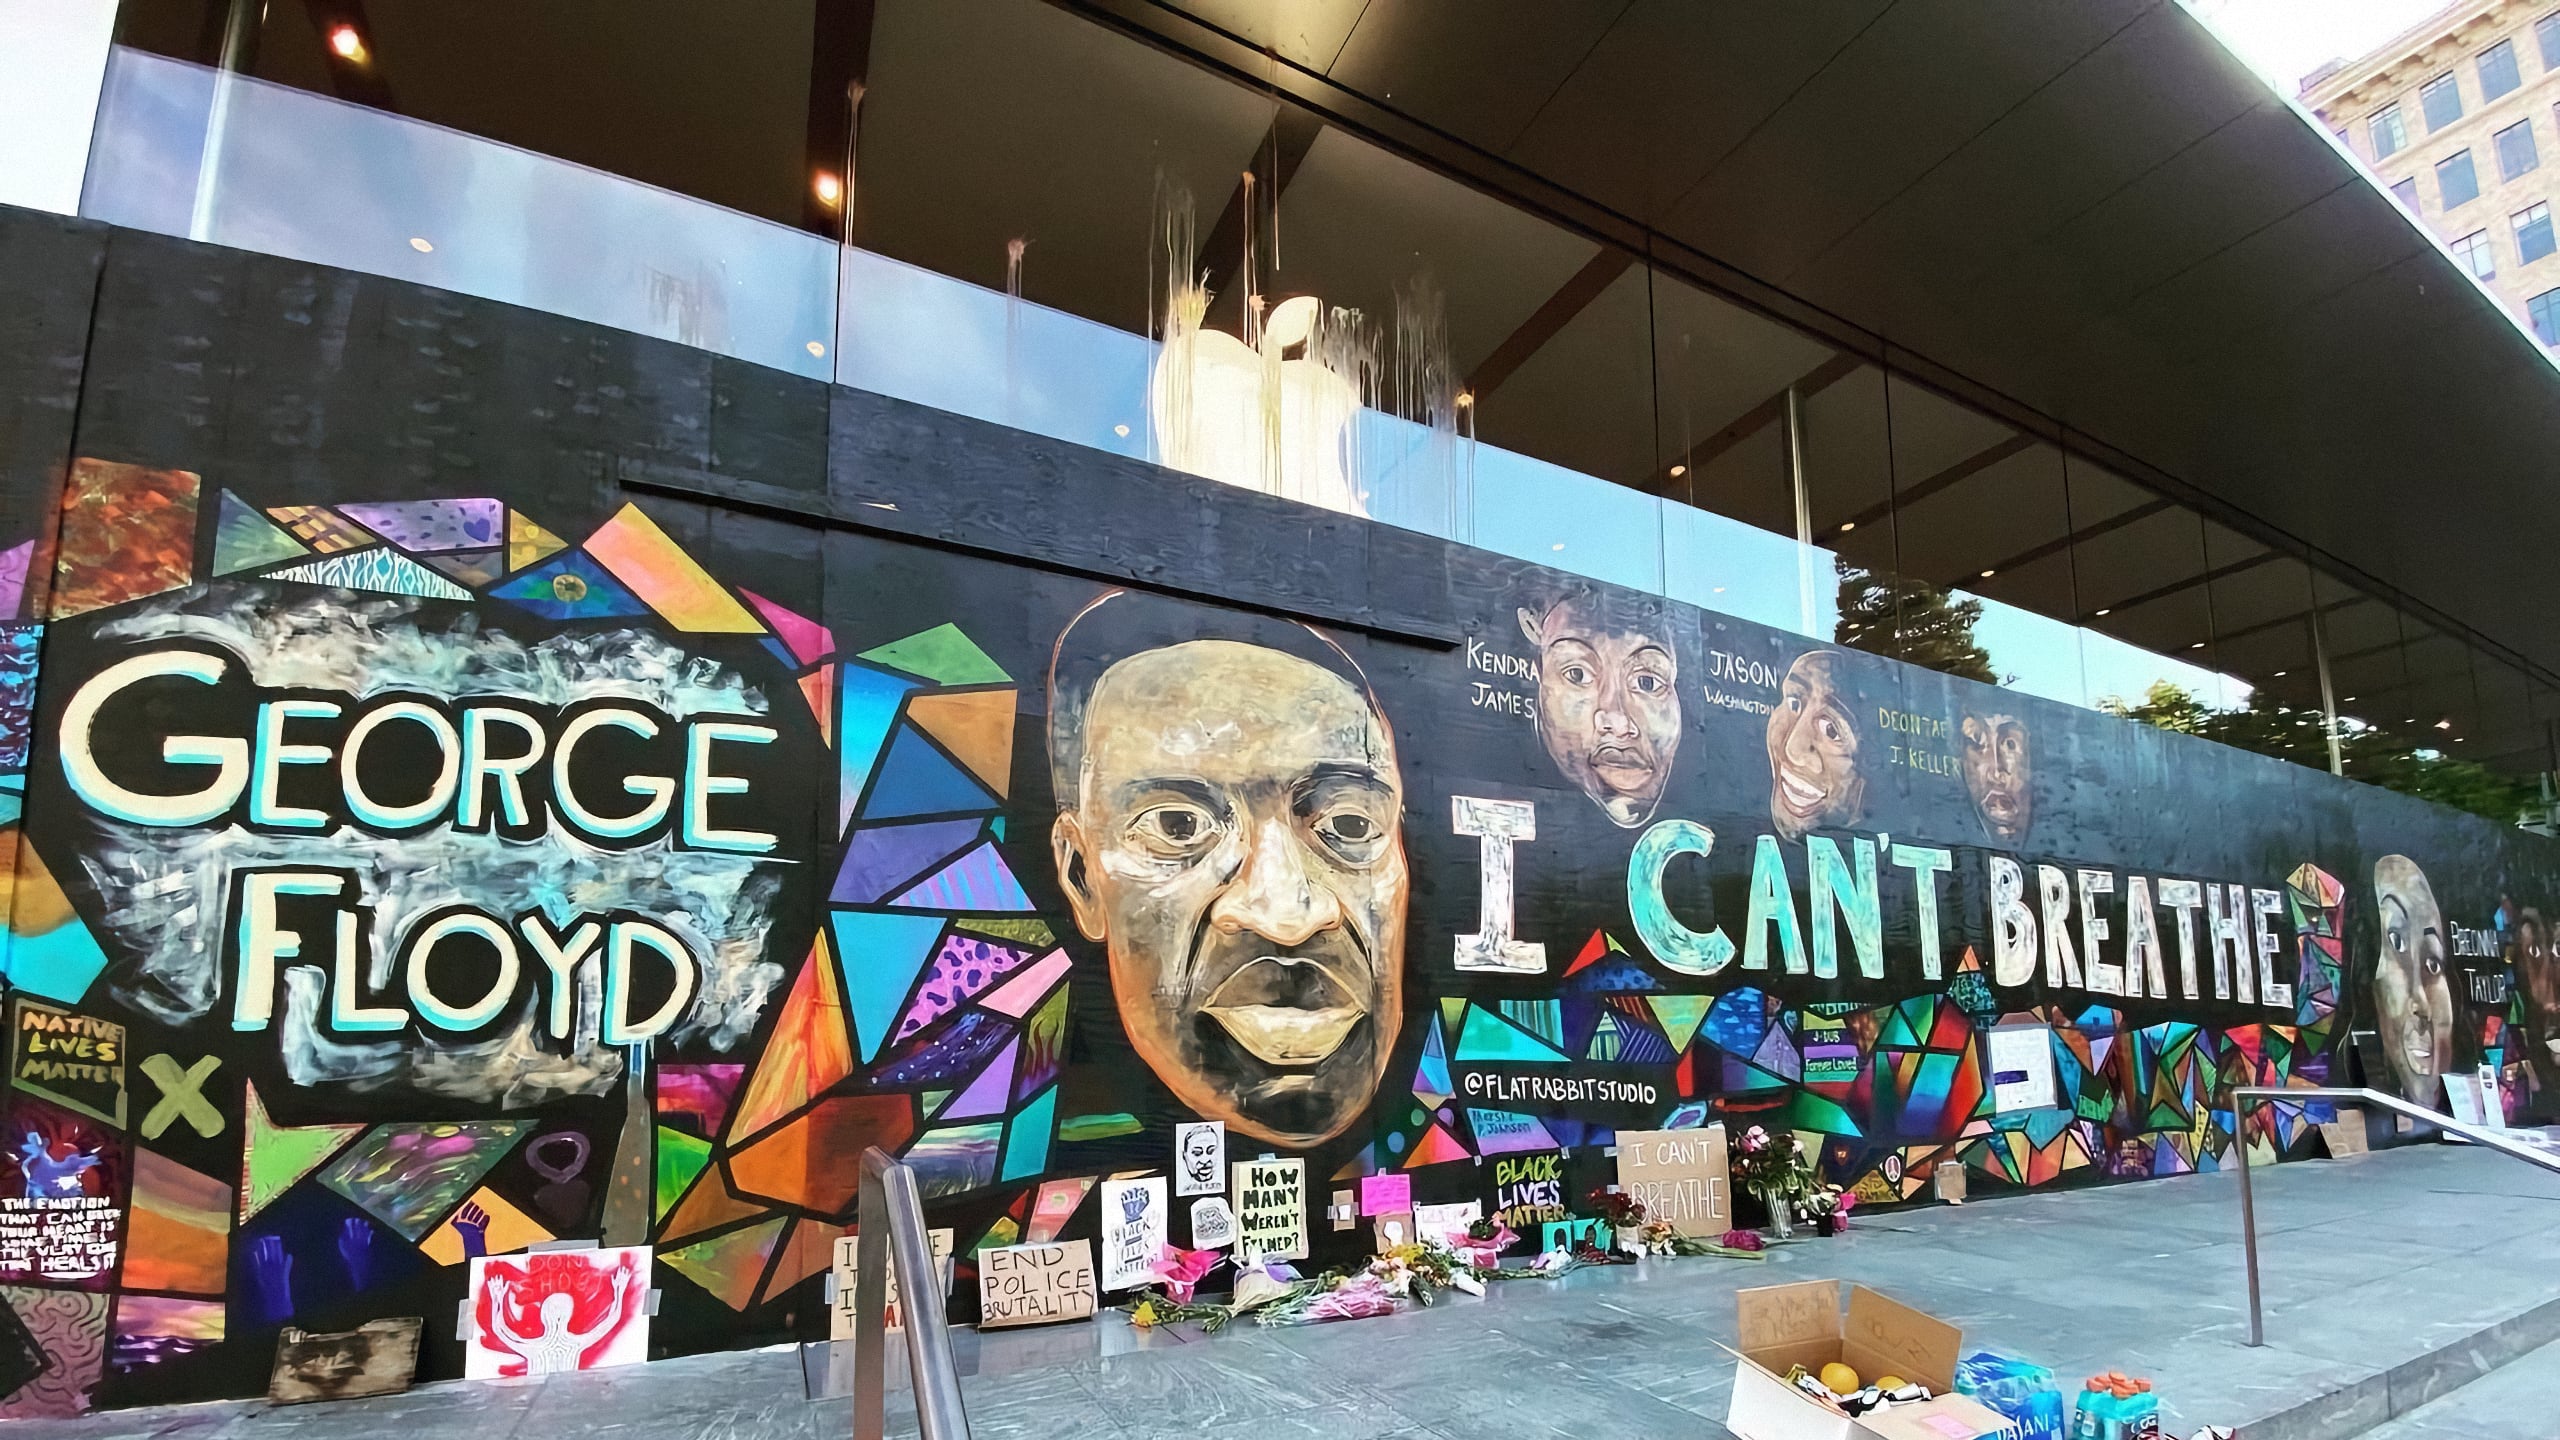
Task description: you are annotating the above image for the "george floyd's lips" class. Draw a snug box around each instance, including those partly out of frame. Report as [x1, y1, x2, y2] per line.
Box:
[1776, 767, 1829, 817]
[1202, 955, 1366, 1067]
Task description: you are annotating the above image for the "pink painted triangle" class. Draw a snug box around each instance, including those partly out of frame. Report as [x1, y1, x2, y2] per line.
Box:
[0, 541, 30, 620]
[980, 949, 1071, 1019]
[741, 589, 835, 666]
[942, 1039, 1020, 1119]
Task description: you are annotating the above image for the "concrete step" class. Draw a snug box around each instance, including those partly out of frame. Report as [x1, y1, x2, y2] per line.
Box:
[2344, 1333, 2560, 1440]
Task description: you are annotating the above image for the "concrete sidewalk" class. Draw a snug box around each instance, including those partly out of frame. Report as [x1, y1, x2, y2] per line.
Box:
[29, 1142, 2560, 1440]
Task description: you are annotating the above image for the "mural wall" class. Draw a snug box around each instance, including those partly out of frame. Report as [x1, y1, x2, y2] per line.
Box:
[3, 223, 2560, 1416]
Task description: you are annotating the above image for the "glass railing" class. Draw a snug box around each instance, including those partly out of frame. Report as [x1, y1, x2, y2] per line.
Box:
[73, 44, 2250, 721]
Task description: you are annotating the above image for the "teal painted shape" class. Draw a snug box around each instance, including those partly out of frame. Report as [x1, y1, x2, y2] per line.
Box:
[488, 551, 652, 620]
[829, 909, 950, 1063]
[1414, 1014, 1452, 1096]
[1, 913, 112, 1004]
[212, 490, 308, 574]
[1000, 1084, 1056, 1181]
[836, 663, 918, 836]
[269, 549, 470, 601]
[1456, 1005, 1568, 1064]
[861, 726, 996, 822]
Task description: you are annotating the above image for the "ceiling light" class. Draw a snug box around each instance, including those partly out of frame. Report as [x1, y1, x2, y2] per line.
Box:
[328, 24, 367, 61]
[813, 172, 844, 207]
[2272, 670, 2287, 677]
[1713, 586, 1726, 594]
[2190, 641, 2205, 649]
[1551, 543, 1566, 551]
[1979, 568, 1996, 579]
[2093, 608, 2110, 617]
[1839, 521, 1856, 533]
[804, 341, 825, 358]
[2436, 719, 2453, 729]
[407, 237, 432, 253]
[1668, 464, 1687, 478]
[2343, 695, 2356, 701]
[1113, 424, 1130, 438]
[1456, 392, 1474, 409]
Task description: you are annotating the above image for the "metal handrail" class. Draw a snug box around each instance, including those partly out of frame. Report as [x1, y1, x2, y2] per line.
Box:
[854, 1147, 971, 1439]
[2231, 1085, 2560, 1346]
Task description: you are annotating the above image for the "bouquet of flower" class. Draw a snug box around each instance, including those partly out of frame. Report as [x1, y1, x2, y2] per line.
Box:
[1799, 1186, 1857, 1220]
[1729, 1124, 1818, 1222]
[1589, 1186, 1648, 1228]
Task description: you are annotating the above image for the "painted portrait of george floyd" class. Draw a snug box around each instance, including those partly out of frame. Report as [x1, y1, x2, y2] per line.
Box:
[1047, 591, 1408, 1148]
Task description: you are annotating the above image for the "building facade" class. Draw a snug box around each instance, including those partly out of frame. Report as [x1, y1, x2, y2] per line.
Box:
[2, 0, 2560, 1419]
[2305, 0, 2560, 340]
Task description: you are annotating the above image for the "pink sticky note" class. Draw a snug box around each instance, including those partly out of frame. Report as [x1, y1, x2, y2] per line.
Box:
[1358, 1173, 1412, 1216]
[1922, 1416, 1978, 1437]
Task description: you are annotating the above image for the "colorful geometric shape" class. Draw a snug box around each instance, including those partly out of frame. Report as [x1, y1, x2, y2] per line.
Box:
[210, 490, 308, 575]
[335, 499, 504, 553]
[861, 726, 998, 822]
[239, 1081, 364, 1223]
[980, 949, 1073, 1018]
[1456, 1005, 1568, 1064]
[891, 933, 1039, 1047]
[757, 1217, 844, 1307]
[419, 1185, 553, 1266]
[318, 1120, 527, 1241]
[1401, 1122, 1470, 1169]
[742, 590, 836, 665]
[1647, 995, 1712, 1054]
[1000, 1086, 1056, 1182]
[121, 1150, 231, 1296]
[859, 624, 1010, 685]
[656, 1064, 745, 1140]
[902, 1122, 1003, 1197]
[831, 817, 985, 906]
[51, 459, 197, 619]
[728, 937, 857, 1143]
[904, 689, 1015, 799]
[268, 549, 471, 601]
[799, 668, 834, 746]
[1413, 1015, 1453, 1105]
[654, 1128, 712, 1221]
[1014, 985, 1068, 1101]
[872, 1009, 1016, 1088]
[488, 550, 654, 620]
[942, 1042, 1019, 1121]
[108, 1295, 225, 1371]
[421, 548, 507, 589]
[582, 503, 761, 632]
[661, 1214, 788, 1311]
[958, 917, 1056, 948]
[830, 910, 951, 1065]
[507, 511, 568, 572]
[888, 841, 1033, 912]
[729, 1094, 916, 1217]
[0, 541, 33, 619]
[838, 665, 921, 834]
[265, 504, 377, 554]
[2, 833, 112, 1003]
[658, 1163, 769, 1247]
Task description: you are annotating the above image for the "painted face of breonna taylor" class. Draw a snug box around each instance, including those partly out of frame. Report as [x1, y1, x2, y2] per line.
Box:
[1052, 640, 1407, 1147]
[2371, 856, 2457, 1105]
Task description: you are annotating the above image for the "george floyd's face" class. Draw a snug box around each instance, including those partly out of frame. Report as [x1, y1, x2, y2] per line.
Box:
[2372, 856, 2457, 1103]
[1766, 651, 1863, 841]
[1052, 640, 1407, 1147]
[1180, 1129, 1220, 1185]
[1518, 601, 1679, 827]
[1961, 712, 2032, 844]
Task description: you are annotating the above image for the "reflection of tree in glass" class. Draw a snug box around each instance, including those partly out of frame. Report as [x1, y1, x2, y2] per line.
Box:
[1832, 564, 1997, 685]
[2101, 681, 2536, 824]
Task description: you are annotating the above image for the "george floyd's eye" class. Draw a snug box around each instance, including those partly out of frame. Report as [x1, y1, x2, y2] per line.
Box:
[1129, 802, 1219, 859]
[1311, 805, 1389, 864]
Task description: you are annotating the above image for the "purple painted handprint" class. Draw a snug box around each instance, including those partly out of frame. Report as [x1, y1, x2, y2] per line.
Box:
[251, 1234, 295, 1323]
[453, 1200, 491, 1260]
[338, 1217, 375, 1290]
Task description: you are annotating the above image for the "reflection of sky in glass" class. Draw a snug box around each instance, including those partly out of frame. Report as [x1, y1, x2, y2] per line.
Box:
[79, 45, 2259, 725]
[84, 49, 837, 378]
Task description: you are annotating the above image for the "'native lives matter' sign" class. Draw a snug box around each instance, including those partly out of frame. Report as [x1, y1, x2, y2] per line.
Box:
[1230, 1159, 1306, 1262]
[977, 1240, 1097, 1329]
[1613, 1125, 1730, 1236]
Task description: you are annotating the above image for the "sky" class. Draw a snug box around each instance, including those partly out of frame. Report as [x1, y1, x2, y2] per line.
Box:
[2183, 0, 2466, 93]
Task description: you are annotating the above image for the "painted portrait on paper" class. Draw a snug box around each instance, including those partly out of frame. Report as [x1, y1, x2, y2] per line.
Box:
[2371, 855, 2457, 1104]
[1047, 592, 1407, 1147]
[1517, 587, 1680, 828]
[1960, 708, 2032, 844]
[1766, 649, 1865, 841]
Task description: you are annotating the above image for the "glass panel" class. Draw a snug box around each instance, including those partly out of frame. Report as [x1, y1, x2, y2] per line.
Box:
[0, 0, 116, 214]
[2067, 460, 2221, 711]
[1651, 269, 1842, 637]
[2472, 649, 2545, 775]
[2204, 528, 2328, 769]
[83, 48, 837, 377]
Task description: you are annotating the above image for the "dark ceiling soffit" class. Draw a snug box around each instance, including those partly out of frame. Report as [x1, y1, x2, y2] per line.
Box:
[804, 0, 876, 236]
[1826, 433, 2038, 540]
[1645, 352, 1862, 499]
[1197, 108, 1325, 335]
[1041, 0, 2560, 698]
[1466, 247, 1634, 401]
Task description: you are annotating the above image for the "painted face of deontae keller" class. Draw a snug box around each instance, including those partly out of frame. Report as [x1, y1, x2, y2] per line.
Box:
[1765, 650, 1863, 841]
[1052, 640, 1407, 1147]
[1960, 711, 2032, 844]
[1518, 599, 1679, 828]
[2372, 855, 2457, 1103]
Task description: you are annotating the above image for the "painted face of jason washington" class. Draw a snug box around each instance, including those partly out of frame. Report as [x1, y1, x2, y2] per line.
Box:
[2372, 855, 2456, 1103]
[1961, 711, 2032, 844]
[1766, 651, 1863, 841]
[1518, 599, 1679, 828]
[1052, 640, 1406, 1147]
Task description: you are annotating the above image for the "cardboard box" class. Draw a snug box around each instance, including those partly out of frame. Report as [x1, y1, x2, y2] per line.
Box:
[1725, 1280, 2019, 1440]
